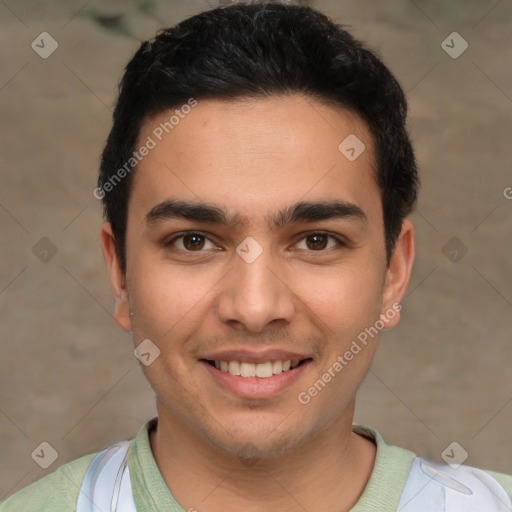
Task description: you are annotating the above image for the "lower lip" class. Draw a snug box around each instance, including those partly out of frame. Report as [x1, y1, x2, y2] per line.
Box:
[201, 360, 311, 400]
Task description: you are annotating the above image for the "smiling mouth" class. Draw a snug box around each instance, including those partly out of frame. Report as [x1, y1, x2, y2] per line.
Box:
[202, 359, 312, 379]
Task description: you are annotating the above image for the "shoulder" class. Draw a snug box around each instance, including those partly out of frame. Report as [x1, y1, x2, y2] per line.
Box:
[1, 452, 96, 512]
[398, 457, 512, 511]
[352, 425, 512, 510]
[1, 422, 153, 512]
[487, 470, 512, 501]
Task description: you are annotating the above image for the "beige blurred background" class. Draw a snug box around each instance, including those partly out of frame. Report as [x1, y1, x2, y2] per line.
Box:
[1, 0, 511, 499]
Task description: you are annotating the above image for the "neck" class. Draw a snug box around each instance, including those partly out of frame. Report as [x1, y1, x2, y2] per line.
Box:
[150, 403, 376, 512]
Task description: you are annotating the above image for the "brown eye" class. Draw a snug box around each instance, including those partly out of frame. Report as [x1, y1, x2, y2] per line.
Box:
[167, 232, 216, 252]
[306, 234, 328, 250]
[295, 232, 344, 252]
[182, 234, 206, 251]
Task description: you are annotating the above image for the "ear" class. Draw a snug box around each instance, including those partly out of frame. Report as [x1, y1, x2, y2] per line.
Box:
[100, 222, 132, 332]
[380, 219, 415, 329]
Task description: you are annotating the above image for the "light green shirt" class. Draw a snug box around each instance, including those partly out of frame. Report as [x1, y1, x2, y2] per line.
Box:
[2, 418, 511, 511]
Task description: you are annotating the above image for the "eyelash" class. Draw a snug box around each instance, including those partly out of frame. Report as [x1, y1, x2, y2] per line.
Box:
[164, 231, 347, 254]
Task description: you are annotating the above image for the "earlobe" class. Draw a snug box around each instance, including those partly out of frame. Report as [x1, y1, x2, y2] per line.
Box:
[100, 222, 132, 332]
[380, 220, 415, 330]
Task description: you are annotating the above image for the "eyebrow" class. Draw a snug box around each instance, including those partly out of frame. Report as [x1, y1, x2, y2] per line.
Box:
[145, 198, 367, 231]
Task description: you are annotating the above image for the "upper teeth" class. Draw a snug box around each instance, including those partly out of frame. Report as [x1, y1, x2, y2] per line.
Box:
[214, 360, 300, 378]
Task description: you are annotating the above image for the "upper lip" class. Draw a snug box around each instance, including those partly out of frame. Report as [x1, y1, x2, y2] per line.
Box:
[200, 349, 312, 364]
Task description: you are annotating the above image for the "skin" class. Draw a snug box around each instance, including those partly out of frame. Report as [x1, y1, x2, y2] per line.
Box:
[101, 94, 415, 512]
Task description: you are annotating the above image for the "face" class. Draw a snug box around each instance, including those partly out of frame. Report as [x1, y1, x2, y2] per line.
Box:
[101, 95, 414, 458]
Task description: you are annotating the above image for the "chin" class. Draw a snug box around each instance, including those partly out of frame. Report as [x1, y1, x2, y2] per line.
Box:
[215, 435, 298, 460]
[236, 439, 301, 459]
[204, 420, 315, 461]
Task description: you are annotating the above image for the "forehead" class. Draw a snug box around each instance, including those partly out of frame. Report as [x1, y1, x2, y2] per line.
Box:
[129, 95, 380, 227]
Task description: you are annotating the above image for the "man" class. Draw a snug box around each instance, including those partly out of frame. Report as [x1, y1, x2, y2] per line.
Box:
[3, 1, 511, 511]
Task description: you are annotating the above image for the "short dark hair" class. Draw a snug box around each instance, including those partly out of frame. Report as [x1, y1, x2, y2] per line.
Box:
[98, 1, 418, 273]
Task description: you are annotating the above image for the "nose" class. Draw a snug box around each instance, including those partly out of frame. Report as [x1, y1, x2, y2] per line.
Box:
[215, 244, 296, 333]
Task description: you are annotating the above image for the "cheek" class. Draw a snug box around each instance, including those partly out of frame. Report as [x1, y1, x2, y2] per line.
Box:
[128, 257, 221, 340]
[295, 263, 384, 340]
